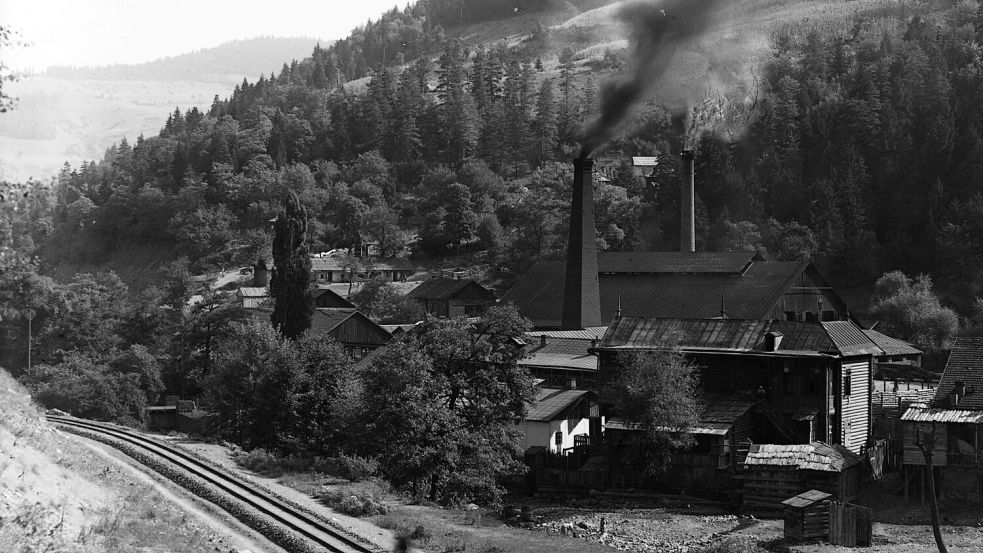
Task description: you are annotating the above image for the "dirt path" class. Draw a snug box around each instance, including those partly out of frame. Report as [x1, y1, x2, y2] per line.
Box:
[66, 432, 281, 553]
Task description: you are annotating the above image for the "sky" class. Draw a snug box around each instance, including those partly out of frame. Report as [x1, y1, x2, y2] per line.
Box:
[2, 0, 408, 72]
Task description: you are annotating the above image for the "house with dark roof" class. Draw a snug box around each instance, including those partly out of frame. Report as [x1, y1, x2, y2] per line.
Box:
[245, 307, 392, 360]
[519, 332, 603, 389]
[406, 278, 496, 318]
[863, 329, 931, 390]
[504, 251, 852, 329]
[310, 256, 415, 284]
[900, 337, 983, 503]
[309, 308, 393, 360]
[313, 287, 356, 309]
[519, 387, 597, 454]
[596, 317, 881, 455]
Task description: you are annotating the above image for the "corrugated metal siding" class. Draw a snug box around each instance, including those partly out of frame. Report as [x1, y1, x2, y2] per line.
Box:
[840, 360, 870, 454]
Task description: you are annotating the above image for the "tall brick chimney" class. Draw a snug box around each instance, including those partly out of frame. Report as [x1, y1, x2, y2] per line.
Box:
[562, 157, 603, 330]
[680, 150, 695, 253]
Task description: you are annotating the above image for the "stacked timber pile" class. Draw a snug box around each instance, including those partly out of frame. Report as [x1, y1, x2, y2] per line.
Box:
[782, 489, 830, 541]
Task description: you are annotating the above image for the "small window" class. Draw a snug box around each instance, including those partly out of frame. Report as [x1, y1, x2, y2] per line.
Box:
[554, 432, 563, 447]
[843, 369, 852, 397]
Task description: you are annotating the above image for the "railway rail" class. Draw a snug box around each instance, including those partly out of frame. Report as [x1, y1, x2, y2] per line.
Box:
[48, 415, 380, 553]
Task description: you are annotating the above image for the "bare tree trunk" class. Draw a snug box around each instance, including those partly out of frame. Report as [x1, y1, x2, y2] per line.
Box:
[917, 431, 948, 553]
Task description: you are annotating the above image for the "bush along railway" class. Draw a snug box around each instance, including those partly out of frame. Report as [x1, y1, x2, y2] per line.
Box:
[47, 415, 382, 553]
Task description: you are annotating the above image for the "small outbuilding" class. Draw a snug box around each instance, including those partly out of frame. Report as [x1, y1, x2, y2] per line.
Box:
[782, 489, 831, 541]
[740, 442, 863, 511]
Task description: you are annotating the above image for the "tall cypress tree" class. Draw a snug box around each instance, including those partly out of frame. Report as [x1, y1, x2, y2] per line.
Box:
[270, 193, 313, 339]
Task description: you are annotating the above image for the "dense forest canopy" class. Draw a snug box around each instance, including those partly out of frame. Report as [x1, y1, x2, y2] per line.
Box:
[4, 0, 983, 353]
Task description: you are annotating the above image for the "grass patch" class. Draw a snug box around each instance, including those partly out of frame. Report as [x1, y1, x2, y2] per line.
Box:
[317, 480, 392, 517]
[231, 448, 378, 481]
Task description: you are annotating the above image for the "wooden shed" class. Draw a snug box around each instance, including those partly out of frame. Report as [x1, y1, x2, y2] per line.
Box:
[782, 489, 831, 540]
[739, 442, 863, 511]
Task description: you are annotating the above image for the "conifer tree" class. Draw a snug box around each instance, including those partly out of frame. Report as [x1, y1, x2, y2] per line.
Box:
[270, 193, 313, 340]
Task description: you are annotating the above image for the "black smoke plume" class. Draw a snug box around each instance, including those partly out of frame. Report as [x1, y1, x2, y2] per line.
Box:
[580, 0, 723, 157]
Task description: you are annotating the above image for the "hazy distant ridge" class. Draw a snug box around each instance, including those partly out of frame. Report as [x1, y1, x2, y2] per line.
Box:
[44, 36, 324, 82]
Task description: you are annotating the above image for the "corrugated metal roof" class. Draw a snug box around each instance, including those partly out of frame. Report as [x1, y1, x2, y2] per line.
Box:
[933, 337, 983, 409]
[311, 257, 415, 272]
[605, 417, 731, 435]
[526, 388, 592, 422]
[520, 337, 597, 370]
[863, 329, 922, 356]
[527, 328, 607, 339]
[503, 255, 816, 328]
[743, 443, 861, 472]
[406, 279, 494, 300]
[596, 317, 879, 358]
[605, 394, 754, 435]
[822, 321, 884, 357]
[632, 156, 659, 166]
[901, 406, 983, 423]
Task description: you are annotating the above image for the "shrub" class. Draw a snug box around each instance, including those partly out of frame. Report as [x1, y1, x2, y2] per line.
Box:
[376, 513, 433, 542]
[318, 481, 390, 517]
[331, 454, 379, 482]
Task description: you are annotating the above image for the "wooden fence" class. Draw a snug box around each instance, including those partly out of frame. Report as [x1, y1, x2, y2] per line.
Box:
[828, 501, 872, 547]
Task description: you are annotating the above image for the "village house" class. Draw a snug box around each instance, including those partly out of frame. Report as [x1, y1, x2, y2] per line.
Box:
[862, 328, 932, 391]
[313, 287, 356, 309]
[246, 307, 392, 360]
[519, 328, 605, 390]
[504, 251, 853, 330]
[519, 387, 598, 454]
[900, 337, 983, 504]
[236, 287, 269, 308]
[405, 278, 496, 318]
[591, 316, 880, 499]
[310, 256, 415, 283]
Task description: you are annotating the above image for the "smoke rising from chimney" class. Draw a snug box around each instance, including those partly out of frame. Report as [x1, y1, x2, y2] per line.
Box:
[580, 0, 723, 157]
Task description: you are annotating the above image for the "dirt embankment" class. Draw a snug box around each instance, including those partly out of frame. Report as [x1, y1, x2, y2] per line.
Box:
[0, 368, 274, 552]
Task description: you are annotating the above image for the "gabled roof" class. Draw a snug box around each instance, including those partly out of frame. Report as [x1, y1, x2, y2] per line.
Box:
[309, 308, 361, 334]
[743, 443, 862, 472]
[525, 388, 592, 422]
[597, 317, 881, 358]
[863, 329, 922, 357]
[933, 337, 983, 409]
[237, 287, 268, 297]
[520, 336, 597, 371]
[310, 257, 415, 272]
[313, 288, 356, 308]
[529, 327, 608, 340]
[503, 253, 821, 328]
[406, 278, 495, 301]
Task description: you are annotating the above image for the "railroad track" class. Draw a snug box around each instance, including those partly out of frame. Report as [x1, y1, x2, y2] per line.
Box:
[47, 415, 380, 553]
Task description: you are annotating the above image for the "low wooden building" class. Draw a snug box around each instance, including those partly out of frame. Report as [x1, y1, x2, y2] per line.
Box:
[900, 337, 983, 504]
[740, 442, 863, 511]
[236, 287, 269, 308]
[310, 256, 414, 283]
[406, 278, 496, 318]
[309, 308, 393, 360]
[782, 489, 831, 541]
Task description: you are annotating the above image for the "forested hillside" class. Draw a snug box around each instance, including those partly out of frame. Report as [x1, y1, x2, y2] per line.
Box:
[5, 0, 983, 358]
